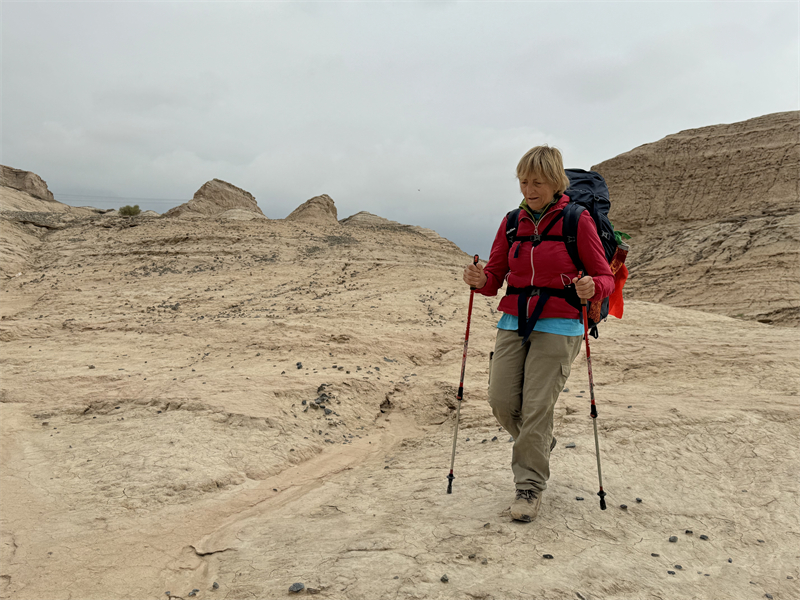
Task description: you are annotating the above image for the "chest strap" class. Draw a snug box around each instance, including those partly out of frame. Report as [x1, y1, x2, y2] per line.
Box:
[511, 212, 564, 258]
[506, 284, 582, 344]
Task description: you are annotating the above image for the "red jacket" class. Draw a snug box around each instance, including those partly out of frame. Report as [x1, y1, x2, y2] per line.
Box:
[477, 194, 615, 320]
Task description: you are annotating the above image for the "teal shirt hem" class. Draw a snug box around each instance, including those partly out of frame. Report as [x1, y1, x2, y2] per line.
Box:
[497, 313, 583, 337]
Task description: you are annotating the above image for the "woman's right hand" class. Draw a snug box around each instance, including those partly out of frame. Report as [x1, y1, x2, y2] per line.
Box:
[463, 262, 487, 289]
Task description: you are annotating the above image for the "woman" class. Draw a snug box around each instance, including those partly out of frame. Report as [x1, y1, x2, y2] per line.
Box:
[463, 145, 614, 523]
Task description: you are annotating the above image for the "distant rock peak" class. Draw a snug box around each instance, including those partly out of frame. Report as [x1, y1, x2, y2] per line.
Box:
[285, 194, 339, 225]
[1, 165, 56, 202]
[164, 179, 265, 219]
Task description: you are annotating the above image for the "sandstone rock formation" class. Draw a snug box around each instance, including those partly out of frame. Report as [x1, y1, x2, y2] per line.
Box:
[341, 210, 462, 252]
[217, 208, 268, 221]
[164, 179, 265, 219]
[1, 165, 56, 202]
[285, 194, 338, 226]
[1, 165, 95, 277]
[594, 111, 799, 326]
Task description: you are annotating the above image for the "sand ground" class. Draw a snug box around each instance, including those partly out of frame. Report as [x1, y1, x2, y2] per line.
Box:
[1, 215, 798, 600]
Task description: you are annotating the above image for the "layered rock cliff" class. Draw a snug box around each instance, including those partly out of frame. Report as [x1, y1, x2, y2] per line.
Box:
[594, 111, 800, 326]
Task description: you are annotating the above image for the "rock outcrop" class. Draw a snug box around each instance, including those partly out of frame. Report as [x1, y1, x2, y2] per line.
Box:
[1, 165, 56, 202]
[285, 194, 338, 226]
[340, 210, 462, 252]
[164, 179, 265, 219]
[594, 111, 800, 326]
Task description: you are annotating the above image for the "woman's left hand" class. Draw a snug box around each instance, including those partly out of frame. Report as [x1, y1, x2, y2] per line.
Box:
[571, 275, 595, 300]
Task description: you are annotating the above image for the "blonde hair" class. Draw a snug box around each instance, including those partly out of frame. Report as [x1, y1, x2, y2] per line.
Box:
[516, 145, 570, 194]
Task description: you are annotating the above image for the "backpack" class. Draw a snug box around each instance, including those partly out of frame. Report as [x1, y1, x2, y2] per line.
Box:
[504, 169, 629, 339]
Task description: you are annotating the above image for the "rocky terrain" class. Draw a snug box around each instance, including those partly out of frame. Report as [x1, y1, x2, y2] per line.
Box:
[1, 114, 799, 600]
[164, 179, 265, 219]
[594, 110, 800, 326]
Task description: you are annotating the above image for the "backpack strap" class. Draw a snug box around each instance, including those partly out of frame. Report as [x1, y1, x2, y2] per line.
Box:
[509, 211, 565, 258]
[505, 208, 521, 248]
[505, 282, 582, 344]
[561, 203, 585, 273]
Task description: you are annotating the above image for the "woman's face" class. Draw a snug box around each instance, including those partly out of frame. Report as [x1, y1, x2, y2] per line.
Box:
[519, 174, 557, 211]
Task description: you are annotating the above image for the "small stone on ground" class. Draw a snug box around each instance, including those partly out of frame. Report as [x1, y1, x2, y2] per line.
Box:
[289, 582, 305, 593]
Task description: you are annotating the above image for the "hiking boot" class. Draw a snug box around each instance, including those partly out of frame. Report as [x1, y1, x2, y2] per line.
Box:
[510, 489, 542, 522]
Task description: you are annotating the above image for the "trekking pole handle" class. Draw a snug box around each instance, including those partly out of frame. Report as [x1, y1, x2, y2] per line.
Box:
[469, 255, 479, 290]
[578, 270, 587, 305]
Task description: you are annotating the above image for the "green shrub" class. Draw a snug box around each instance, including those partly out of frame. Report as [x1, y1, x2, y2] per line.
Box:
[119, 204, 141, 217]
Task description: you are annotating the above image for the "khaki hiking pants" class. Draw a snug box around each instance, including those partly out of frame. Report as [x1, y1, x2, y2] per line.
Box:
[488, 329, 582, 493]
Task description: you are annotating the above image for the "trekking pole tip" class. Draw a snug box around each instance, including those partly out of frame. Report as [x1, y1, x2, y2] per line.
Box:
[598, 489, 607, 510]
[446, 473, 454, 494]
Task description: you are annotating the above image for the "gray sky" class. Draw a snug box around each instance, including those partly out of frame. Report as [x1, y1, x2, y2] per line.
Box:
[3, 1, 798, 258]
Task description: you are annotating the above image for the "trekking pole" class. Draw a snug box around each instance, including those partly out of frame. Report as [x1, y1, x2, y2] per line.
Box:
[447, 254, 480, 494]
[579, 274, 607, 510]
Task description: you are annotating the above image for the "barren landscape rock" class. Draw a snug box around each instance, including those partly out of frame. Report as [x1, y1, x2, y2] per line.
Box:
[164, 179, 265, 219]
[0, 114, 797, 600]
[339, 211, 396, 226]
[341, 210, 461, 251]
[285, 194, 338, 226]
[594, 111, 800, 326]
[217, 208, 268, 221]
[1, 165, 56, 202]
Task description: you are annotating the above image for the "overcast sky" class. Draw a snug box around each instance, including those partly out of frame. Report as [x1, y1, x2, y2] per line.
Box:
[3, 1, 798, 258]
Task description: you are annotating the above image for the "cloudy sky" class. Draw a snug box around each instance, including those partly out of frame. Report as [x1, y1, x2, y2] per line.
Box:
[3, 1, 798, 258]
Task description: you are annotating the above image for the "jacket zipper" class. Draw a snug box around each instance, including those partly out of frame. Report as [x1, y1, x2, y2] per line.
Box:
[521, 206, 561, 318]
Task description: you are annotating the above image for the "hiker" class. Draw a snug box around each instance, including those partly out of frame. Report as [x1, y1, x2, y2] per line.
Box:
[463, 145, 615, 523]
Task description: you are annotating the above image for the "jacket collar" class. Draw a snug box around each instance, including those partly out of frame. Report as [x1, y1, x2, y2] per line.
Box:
[519, 193, 570, 222]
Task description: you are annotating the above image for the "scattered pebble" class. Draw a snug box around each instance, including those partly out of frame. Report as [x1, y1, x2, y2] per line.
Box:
[491, 436, 498, 442]
[563, 387, 569, 392]
[669, 536, 678, 543]
[483, 523, 490, 528]
[296, 362, 303, 369]
[440, 575, 449, 583]
[188, 593, 196, 598]
[620, 504, 627, 510]
[565, 442, 576, 449]
[651, 553, 660, 557]
[468, 554, 476, 559]
[393, 576, 399, 579]
[508, 437, 514, 442]
[465, 438, 470, 441]
[481, 558, 488, 564]
[481, 439, 487, 444]
[765, 594, 773, 599]
[212, 582, 219, 589]
[674, 565, 682, 570]
[667, 570, 676, 575]
[88, 365, 95, 369]
[728, 558, 732, 563]
[788, 576, 794, 579]
[757, 539, 765, 543]
[700, 535, 709, 540]
[576, 497, 584, 501]
[685, 530, 693, 534]
[289, 582, 305, 593]
[542, 554, 554, 559]
[636, 498, 642, 503]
